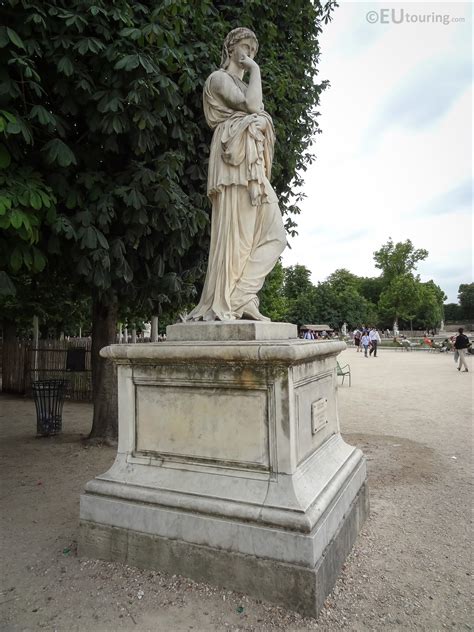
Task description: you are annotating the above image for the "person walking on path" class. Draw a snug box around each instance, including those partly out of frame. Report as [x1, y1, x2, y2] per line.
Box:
[454, 328, 470, 372]
[353, 328, 362, 352]
[361, 331, 370, 357]
[369, 327, 381, 357]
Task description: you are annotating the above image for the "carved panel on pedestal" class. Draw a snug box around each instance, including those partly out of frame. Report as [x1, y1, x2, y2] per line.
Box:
[294, 370, 337, 464]
[133, 378, 273, 471]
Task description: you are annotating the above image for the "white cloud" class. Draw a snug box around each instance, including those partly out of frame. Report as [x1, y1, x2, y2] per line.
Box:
[417, 179, 472, 217]
[282, 0, 473, 303]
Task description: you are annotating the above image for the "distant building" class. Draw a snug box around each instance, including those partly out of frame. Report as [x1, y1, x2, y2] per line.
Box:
[300, 324, 334, 334]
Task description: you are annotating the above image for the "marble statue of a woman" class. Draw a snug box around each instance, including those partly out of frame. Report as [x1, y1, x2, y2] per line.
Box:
[186, 27, 286, 322]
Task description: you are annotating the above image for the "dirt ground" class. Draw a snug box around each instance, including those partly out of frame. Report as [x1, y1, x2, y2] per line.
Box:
[0, 348, 472, 631]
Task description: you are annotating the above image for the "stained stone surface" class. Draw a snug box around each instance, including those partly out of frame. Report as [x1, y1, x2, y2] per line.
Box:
[167, 320, 297, 342]
[79, 338, 368, 617]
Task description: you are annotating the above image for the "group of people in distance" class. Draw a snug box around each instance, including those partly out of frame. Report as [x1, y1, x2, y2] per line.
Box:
[351, 326, 470, 372]
[352, 327, 381, 357]
[300, 329, 338, 340]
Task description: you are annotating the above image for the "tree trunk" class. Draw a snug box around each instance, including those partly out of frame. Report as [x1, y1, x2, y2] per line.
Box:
[2, 319, 16, 343]
[151, 316, 158, 342]
[89, 295, 119, 441]
[32, 315, 39, 383]
[1, 319, 17, 393]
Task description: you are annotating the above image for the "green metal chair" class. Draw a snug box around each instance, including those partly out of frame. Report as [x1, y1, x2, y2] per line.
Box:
[336, 361, 351, 386]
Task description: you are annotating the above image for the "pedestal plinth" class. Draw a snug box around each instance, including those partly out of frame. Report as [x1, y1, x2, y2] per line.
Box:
[79, 323, 368, 617]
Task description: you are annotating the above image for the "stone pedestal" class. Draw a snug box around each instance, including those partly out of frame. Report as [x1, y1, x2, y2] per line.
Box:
[79, 323, 368, 617]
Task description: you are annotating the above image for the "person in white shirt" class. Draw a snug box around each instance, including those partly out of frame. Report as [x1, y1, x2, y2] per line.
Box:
[369, 328, 381, 357]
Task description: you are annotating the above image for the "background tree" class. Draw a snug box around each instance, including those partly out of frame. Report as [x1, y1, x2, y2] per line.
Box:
[258, 260, 288, 322]
[357, 276, 384, 307]
[458, 283, 474, 321]
[283, 265, 318, 326]
[0, 270, 91, 342]
[316, 285, 375, 329]
[373, 238, 428, 282]
[0, 113, 56, 295]
[2, 0, 336, 438]
[2, 1, 218, 439]
[378, 274, 421, 332]
[414, 281, 446, 331]
[443, 303, 462, 323]
[315, 269, 376, 328]
[373, 238, 428, 332]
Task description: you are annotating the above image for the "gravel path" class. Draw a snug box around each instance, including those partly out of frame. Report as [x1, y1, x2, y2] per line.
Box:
[0, 348, 472, 631]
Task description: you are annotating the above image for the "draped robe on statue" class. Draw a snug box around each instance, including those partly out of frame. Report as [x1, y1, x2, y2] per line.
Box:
[186, 70, 286, 321]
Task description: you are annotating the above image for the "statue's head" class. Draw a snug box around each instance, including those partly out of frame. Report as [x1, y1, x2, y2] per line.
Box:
[220, 27, 259, 69]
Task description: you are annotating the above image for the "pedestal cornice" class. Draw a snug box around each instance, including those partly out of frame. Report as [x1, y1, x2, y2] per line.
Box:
[100, 339, 347, 365]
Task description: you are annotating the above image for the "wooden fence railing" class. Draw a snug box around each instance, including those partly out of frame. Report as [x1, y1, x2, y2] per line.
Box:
[1, 338, 92, 401]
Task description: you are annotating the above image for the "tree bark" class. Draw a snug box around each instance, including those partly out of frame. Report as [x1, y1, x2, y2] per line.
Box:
[1, 319, 17, 393]
[2, 319, 16, 343]
[89, 295, 118, 441]
[32, 315, 39, 382]
[151, 316, 158, 342]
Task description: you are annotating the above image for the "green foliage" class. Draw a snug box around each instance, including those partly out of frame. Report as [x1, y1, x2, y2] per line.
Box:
[283, 264, 314, 300]
[378, 274, 421, 323]
[372, 238, 445, 329]
[325, 268, 360, 292]
[286, 290, 319, 327]
[440, 284, 473, 324]
[458, 283, 474, 320]
[274, 240, 447, 331]
[413, 280, 445, 329]
[357, 276, 384, 306]
[0, 157, 56, 288]
[444, 303, 462, 322]
[1, 0, 222, 308]
[282, 265, 317, 325]
[313, 279, 375, 329]
[374, 238, 428, 282]
[258, 260, 288, 322]
[277, 265, 374, 328]
[1, 0, 335, 312]
[318, 269, 376, 327]
[0, 0, 337, 438]
[0, 270, 91, 337]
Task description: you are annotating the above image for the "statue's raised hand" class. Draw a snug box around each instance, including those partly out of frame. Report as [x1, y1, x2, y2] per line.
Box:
[239, 54, 259, 71]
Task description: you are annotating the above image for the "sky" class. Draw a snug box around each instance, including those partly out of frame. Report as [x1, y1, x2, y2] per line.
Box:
[281, 0, 472, 303]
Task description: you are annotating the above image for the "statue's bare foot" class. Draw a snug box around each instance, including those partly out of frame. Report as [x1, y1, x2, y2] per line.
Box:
[241, 299, 270, 322]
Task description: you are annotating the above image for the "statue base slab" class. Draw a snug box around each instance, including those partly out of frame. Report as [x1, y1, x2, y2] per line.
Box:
[79, 337, 368, 618]
[167, 320, 297, 341]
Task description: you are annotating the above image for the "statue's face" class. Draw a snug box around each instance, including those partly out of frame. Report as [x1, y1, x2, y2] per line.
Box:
[230, 37, 257, 65]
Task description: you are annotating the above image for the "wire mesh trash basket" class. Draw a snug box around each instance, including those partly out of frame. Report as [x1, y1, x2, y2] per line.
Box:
[32, 379, 69, 436]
